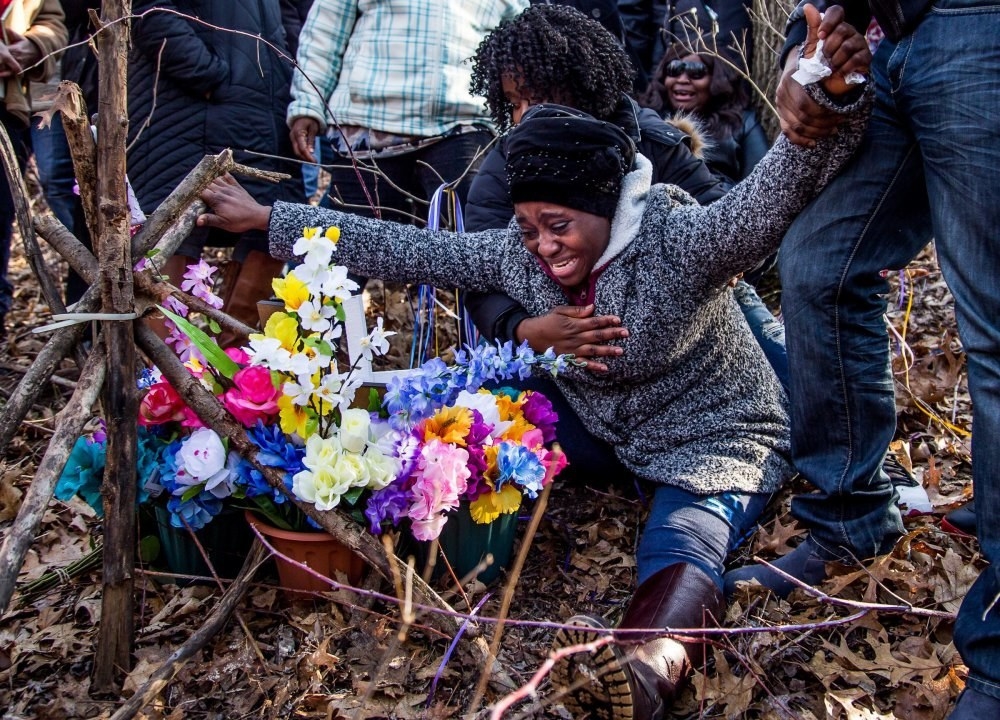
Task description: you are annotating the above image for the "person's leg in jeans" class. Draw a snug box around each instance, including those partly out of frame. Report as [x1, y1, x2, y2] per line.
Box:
[900, 1, 1000, 707]
[554, 484, 770, 717]
[732, 279, 788, 392]
[0, 111, 31, 333]
[725, 38, 934, 594]
[31, 112, 93, 306]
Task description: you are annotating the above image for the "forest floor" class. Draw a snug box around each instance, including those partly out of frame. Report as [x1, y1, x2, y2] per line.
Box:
[0, 205, 978, 719]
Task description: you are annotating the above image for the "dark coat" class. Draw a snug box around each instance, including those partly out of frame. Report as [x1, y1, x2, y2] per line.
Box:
[464, 96, 729, 342]
[701, 109, 770, 184]
[127, 0, 301, 235]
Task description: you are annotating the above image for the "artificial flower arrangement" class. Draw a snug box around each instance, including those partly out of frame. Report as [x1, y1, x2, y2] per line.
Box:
[57, 226, 570, 551]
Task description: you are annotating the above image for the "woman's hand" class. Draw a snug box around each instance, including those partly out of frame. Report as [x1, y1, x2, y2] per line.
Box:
[515, 305, 628, 373]
[777, 4, 871, 146]
[198, 174, 272, 234]
[289, 116, 319, 162]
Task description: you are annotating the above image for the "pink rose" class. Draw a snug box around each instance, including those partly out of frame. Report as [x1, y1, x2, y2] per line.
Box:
[225, 347, 251, 365]
[222, 366, 280, 427]
[138, 382, 186, 426]
[181, 406, 206, 429]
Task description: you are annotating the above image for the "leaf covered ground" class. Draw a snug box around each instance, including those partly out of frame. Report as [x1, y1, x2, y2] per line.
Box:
[0, 224, 977, 719]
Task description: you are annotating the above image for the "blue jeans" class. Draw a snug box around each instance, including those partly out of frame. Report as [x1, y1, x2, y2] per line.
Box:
[0, 109, 30, 318]
[503, 376, 769, 590]
[778, 0, 1000, 697]
[733, 280, 788, 392]
[30, 113, 78, 231]
[31, 113, 93, 306]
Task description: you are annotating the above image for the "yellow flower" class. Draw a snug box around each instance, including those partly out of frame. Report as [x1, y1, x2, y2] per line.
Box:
[324, 226, 340, 244]
[302, 226, 320, 239]
[262, 311, 300, 352]
[494, 393, 525, 423]
[272, 271, 310, 312]
[500, 415, 534, 443]
[469, 485, 522, 524]
[278, 394, 314, 437]
[422, 406, 473, 446]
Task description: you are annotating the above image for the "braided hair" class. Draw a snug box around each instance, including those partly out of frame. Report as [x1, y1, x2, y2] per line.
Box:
[470, 4, 634, 133]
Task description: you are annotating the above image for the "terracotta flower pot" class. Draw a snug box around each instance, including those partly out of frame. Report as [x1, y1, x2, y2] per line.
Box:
[245, 511, 367, 593]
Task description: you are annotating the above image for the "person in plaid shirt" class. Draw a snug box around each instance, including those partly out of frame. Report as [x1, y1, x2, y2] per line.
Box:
[287, 0, 527, 232]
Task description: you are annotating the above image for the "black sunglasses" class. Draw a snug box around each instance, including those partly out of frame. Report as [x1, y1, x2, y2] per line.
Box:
[664, 59, 709, 80]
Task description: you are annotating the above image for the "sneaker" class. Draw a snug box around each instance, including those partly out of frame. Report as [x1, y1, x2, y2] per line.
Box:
[724, 536, 834, 599]
[941, 501, 975, 538]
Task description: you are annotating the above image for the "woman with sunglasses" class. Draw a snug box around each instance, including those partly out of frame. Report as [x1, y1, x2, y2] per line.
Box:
[640, 40, 770, 186]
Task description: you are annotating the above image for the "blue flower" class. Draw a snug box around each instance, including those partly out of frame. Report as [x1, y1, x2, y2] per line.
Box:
[55, 436, 107, 515]
[495, 441, 546, 499]
[166, 490, 223, 531]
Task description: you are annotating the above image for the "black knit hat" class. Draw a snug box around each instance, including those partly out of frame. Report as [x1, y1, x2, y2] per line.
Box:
[505, 104, 636, 220]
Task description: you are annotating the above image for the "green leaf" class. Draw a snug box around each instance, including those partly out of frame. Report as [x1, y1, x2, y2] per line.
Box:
[158, 305, 240, 380]
[138, 534, 161, 564]
[180, 484, 204, 502]
[145, 248, 161, 259]
[343, 486, 364, 506]
[366, 387, 381, 413]
[208, 319, 221, 334]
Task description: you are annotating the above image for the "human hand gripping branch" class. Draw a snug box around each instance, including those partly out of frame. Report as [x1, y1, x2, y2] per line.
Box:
[198, 174, 272, 234]
[778, 3, 873, 146]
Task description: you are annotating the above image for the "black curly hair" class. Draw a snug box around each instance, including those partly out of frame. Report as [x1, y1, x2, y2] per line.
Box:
[470, 4, 634, 133]
[638, 37, 751, 142]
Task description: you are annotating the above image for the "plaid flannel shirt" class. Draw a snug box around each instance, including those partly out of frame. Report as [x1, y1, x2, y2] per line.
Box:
[288, 0, 528, 137]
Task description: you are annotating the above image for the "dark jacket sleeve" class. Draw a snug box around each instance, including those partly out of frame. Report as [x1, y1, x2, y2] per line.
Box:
[463, 143, 531, 343]
[737, 110, 770, 180]
[130, 0, 230, 96]
[633, 105, 731, 202]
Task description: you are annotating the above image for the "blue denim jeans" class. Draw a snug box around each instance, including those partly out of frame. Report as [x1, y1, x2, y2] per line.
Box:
[733, 279, 788, 392]
[501, 376, 770, 590]
[778, 0, 1000, 696]
[0, 109, 30, 318]
[30, 113, 78, 231]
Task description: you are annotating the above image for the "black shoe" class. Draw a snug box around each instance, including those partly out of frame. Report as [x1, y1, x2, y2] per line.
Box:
[947, 688, 1000, 719]
[942, 501, 976, 538]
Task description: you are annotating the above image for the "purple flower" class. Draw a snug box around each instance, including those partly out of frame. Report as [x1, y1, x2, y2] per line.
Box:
[521, 391, 559, 443]
[364, 485, 410, 534]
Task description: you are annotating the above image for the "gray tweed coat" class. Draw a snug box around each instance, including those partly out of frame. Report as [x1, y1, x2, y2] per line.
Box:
[268, 84, 871, 497]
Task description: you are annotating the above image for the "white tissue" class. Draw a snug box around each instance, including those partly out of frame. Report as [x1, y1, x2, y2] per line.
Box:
[792, 38, 832, 85]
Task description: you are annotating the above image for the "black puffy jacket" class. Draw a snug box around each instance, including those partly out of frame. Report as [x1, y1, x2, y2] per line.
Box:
[463, 96, 728, 343]
[127, 0, 301, 226]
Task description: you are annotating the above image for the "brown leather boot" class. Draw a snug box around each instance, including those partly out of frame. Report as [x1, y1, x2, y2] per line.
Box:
[217, 250, 286, 348]
[551, 563, 724, 719]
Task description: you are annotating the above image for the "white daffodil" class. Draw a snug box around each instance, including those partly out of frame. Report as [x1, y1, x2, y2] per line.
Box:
[247, 336, 293, 372]
[283, 378, 315, 407]
[292, 229, 335, 267]
[320, 265, 359, 303]
[359, 316, 396, 361]
[297, 298, 335, 333]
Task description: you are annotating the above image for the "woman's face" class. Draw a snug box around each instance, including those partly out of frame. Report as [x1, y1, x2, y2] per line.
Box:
[514, 202, 611, 290]
[662, 54, 712, 113]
